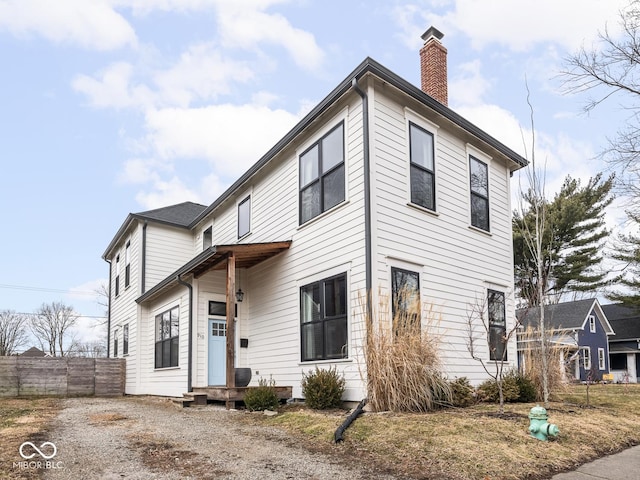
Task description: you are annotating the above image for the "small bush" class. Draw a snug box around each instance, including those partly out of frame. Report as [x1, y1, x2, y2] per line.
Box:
[477, 373, 519, 403]
[243, 377, 279, 411]
[301, 366, 346, 410]
[449, 377, 475, 407]
[513, 371, 537, 403]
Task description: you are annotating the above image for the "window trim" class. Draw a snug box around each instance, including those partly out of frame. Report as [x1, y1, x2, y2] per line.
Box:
[408, 121, 436, 211]
[155, 305, 180, 369]
[488, 289, 507, 362]
[583, 346, 591, 370]
[123, 324, 129, 356]
[469, 155, 490, 232]
[203, 225, 213, 250]
[115, 254, 120, 297]
[237, 195, 251, 239]
[299, 272, 348, 362]
[589, 314, 596, 333]
[124, 240, 131, 288]
[390, 266, 421, 333]
[598, 347, 606, 370]
[298, 121, 346, 225]
[113, 328, 119, 358]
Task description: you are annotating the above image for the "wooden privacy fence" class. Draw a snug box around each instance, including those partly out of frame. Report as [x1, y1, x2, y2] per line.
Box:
[0, 357, 125, 397]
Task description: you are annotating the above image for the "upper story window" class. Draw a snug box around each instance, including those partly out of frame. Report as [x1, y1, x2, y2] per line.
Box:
[203, 226, 212, 249]
[391, 267, 420, 334]
[300, 273, 348, 361]
[409, 122, 435, 211]
[488, 289, 506, 361]
[299, 122, 345, 224]
[155, 306, 179, 368]
[124, 241, 131, 288]
[589, 314, 596, 333]
[238, 196, 251, 238]
[469, 156, 490, 231]
[115, 254, 120, 297]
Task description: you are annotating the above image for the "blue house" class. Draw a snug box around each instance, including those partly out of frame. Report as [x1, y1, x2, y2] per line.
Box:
[601, 304, 640, 383]
[517, 299, 615, 382]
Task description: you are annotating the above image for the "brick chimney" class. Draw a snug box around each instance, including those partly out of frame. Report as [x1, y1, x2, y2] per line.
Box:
[420, 26, 447, 106]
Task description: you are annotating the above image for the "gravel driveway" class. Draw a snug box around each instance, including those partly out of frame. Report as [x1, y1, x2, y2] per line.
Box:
[42, 397, 396, 480]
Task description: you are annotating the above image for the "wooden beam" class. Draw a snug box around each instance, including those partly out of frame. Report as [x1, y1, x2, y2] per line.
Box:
[225, 253, 236, 408]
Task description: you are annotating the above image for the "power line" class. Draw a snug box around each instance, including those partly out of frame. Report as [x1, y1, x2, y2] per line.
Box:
[13, 312, 107, 319]
[0, 283, 99, 296]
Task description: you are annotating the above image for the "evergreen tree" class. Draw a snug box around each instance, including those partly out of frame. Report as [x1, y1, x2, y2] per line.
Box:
[608, 214, 640, 309]
[513, 173, 614, 307]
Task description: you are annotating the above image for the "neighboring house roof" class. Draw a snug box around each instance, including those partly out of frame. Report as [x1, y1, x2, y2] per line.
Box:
[20, 346, 47, 357]
[103, 201, 207, 259]
[188, 57, 528, 230]
[602, 304, 640, 341]
[517, 298, 615, 335]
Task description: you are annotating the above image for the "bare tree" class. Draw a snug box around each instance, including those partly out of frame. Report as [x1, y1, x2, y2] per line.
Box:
[0, 310, 29, 355]
[94, 282, 109, 326]
[30, 302, 79, 357]
[466, 294, 519, 414]
[70, 340, 107, 358]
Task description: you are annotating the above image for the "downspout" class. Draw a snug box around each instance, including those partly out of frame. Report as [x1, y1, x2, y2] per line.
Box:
[176, 274, 193, 393]
[106, 259, 112, 358]
[142, 221, 148, 293]
[351, 78, 372, 307]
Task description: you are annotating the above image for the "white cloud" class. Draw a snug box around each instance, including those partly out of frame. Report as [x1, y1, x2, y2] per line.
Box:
[153, 43, 254, 107]
[394, 0, 629, 52]
[216, 3, 324, 72]
[0, 0, 137, 50]
[449, 60, 492, 106]
[135, 175, 200, 209]
[143, 103, 299, 176]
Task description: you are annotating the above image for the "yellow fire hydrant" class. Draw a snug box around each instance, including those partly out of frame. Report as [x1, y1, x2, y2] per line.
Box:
[528, 405, 559, 441]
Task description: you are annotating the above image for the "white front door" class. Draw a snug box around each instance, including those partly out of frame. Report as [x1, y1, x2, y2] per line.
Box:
[208, 318, 226, 386]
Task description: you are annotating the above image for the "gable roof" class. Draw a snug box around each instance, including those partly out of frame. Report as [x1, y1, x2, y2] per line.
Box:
[20, 346, 47, 357]
[517, 298, 614, 334]
[602, 304, 640, 340]
[103, 201, 207, 259]
[188, 57, 528, 229]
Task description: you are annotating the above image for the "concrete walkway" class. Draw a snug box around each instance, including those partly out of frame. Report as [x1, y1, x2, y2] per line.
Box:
[551, 445, 640, 479]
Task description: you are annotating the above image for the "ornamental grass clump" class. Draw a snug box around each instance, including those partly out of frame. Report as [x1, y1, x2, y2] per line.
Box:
[301, 366, 346, 409]
[243, 377, 279, 411]
[360, 289, 451, 412]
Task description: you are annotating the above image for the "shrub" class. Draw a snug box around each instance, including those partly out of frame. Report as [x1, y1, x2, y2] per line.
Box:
[301, 366, 346, 410]
[243, 377, 279, 411]
[477, 373, 520, 403]
[449, 377, 475, 407]
[513, 371, 537, 402]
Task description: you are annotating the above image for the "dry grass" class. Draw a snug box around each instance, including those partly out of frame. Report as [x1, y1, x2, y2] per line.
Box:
[0, 397, 62, 480]
[262, 384, 640, 480]
[362, 291, 451, 412]
[519, 326, 571, 401]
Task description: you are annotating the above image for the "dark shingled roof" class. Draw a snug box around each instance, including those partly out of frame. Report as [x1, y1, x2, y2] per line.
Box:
[602, 304, 640, 340]
[134, 201, 207, 227]
[517, 298, 598, 330]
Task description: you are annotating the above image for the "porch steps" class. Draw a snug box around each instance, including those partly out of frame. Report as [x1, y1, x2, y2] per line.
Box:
[171, 392, 208, 408]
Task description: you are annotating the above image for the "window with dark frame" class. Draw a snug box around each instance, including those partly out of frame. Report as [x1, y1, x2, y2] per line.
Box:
[155, 306, 179, 368]
[123, 324, 129, 355]
[124, 241, 131, 288]
[113, 328, 119, 357]
[391, 267, 420, 333]
[488, 290, 506, 361]
[299, 122, 345, 224]
[469, 156, 489, 231]
[238, 196, 251, 238]
[409, 122, 435, 210]
[115, 254, 120, 297]
[300, 273, 348, 361]
[203, 226, 212, 249]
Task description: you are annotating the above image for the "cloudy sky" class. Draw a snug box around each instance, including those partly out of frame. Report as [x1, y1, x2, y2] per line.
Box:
[0, 0, 632, 345]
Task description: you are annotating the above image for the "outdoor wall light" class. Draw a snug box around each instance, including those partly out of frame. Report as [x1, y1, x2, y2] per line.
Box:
[235, 289, 245, 302]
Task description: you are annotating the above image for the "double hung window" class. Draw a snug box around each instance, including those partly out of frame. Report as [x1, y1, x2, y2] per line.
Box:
[409, 123, 435, 210]
[470, 156, 489, 231]
[300, 273, 348, 361]
[155, 306, 179, 368]
[299, 123, 345, 224]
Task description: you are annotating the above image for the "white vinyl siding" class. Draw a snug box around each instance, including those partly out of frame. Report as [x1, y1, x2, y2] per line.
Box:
[145, 224, 193, 290]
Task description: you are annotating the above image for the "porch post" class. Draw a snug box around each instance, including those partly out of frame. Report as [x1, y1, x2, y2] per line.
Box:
[225, 253, 236, 405]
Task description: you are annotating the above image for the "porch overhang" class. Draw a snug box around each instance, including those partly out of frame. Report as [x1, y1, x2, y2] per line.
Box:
[136, 240, 292, 304]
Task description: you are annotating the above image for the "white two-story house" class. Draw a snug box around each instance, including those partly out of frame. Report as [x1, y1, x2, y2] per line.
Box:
[102, 28, 527, 402]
